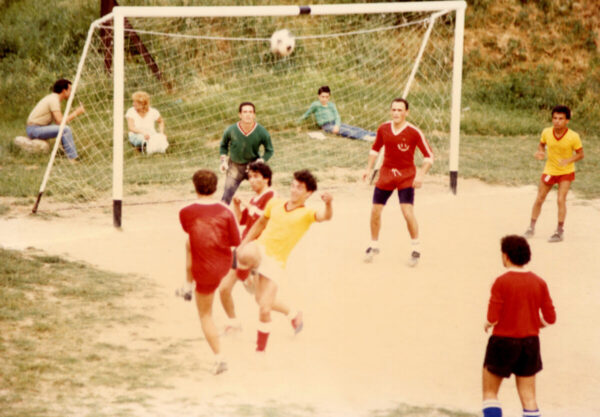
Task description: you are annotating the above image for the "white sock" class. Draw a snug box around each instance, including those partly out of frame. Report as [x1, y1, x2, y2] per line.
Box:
[227, 317, 241, 327]
[184, 280, 195, 292]
[214, 352, 225, 362]
[370, 240, 379, 249]
[410, 239, 421, 252]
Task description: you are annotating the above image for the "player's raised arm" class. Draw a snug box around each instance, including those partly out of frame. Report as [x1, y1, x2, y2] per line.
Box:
[315, 192, 333, 222]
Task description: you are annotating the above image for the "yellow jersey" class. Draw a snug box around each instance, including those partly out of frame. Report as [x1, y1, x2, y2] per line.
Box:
[540, 127, 582, 176]
[258, 198, 316, 267]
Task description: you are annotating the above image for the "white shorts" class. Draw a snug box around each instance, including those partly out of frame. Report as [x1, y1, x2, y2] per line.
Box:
[257, 243, 286, 286]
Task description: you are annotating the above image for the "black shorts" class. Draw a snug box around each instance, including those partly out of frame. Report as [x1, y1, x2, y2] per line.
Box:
[483, 335, 542, 378]
[372, 186, 415, 205]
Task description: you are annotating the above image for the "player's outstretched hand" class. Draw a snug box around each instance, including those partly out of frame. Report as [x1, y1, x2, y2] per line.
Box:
[534, 150, 545, 160]
[219, 155, 229, 173]
[232, 196, 241, 206]
[321, 192, 333, 204]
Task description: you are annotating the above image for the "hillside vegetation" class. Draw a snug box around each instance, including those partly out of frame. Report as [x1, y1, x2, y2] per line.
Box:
[0, 0, 598, 133]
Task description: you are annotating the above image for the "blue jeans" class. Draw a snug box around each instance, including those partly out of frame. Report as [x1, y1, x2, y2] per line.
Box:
[26, 124, 78, 159]
[321, 122, 375, 141]
[221, 161, 249, 205]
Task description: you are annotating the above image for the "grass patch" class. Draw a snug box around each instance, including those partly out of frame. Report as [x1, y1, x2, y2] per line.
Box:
[0, 248, 178, 417]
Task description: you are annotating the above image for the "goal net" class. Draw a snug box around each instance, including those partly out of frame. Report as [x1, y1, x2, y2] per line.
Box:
[34, 2, 466, 225]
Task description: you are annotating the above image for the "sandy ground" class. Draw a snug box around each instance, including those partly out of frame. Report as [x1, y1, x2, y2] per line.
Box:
[1, 177, 599, 417]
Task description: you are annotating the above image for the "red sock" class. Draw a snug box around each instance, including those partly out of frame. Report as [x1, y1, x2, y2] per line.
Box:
[236, 268, 250, 281]
[256, 330, 270, 352]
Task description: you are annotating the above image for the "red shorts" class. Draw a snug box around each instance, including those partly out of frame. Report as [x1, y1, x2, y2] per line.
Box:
[541, 172, 575, 185]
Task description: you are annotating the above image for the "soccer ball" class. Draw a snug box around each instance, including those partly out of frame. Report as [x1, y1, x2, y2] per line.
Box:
[270, 29, 295, 57]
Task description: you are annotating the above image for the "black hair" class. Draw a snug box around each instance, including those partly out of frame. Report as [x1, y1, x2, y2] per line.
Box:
[391, 97, 409, 110]
[52, 79, 72, 94]
[501, 235, 531, 266]
[318, 86, 331, 95]
[192, 169, 218, 195]
[552, 105, 571, 120]
[238, 102, 255, 113]
[293, 169, 317, 192]
[248, 161, 272, 186]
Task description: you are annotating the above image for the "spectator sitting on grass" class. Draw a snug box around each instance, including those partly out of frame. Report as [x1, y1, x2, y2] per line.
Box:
[299, 85, 375, 142]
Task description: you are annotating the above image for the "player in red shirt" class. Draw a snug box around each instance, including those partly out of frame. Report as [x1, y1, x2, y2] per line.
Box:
[219, 162, 273, 329]
[362, 98, 434, 266]
[482, 235, 556, 417]
[178, 169, 241, 375]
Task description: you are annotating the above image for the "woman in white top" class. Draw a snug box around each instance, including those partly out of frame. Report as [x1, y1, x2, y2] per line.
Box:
[125, 91, 167, 152]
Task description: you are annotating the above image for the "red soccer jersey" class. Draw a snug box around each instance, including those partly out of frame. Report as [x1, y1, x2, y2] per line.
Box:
[239, 188, 275, 239]
[179, 202, 241, 287]
[372, 121, 434, 190]
[487, 269, 556, 338]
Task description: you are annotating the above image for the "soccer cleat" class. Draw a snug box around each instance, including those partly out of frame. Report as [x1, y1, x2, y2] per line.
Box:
[523, 227, 534, 239]
[364, 247, 380, 263]
[408, 250, 420, 267]
[291, 311, 304, 335]
[175, 287, 192, 301]
[212, 360, 228, 375]
[548, 231, 563, 243]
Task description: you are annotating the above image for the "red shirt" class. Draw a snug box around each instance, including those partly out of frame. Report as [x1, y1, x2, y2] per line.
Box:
[487, 269, 556, 338]
[239, 188, 275, 239]
[372, 121, 434, 190]
[179, 202, 240, 282]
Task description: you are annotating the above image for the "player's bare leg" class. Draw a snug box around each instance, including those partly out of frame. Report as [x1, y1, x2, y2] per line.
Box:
[549, 180, 571, 242]
[525, 181, 552, 238]
[365, 204, 384, 262]
[255, 274, 277, 351]
[482, 367, 503, 417]
[218, 269, 241, 333]
[515, 375, 539, 413]
[195, 291, 227, 374]
[401, 203, 421, 266]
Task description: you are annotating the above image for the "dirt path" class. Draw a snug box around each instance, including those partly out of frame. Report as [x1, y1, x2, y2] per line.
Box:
[2, 177, 599, 417]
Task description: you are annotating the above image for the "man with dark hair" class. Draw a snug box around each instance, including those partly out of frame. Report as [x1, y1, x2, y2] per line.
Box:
[236, 169, 333, 352]
[178, 169, 241, 375]
[219, 102, 274, 204]
[524, 105, 584, 242]
[481, 235, 556, 417]
[300, 85, 376, 141]
[218, 161, 294, 333]
[362, 97, 434, 266]
[26, 78, 85, 161]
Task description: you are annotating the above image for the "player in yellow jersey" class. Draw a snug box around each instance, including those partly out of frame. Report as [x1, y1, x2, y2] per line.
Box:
[236, 169, 333, 352]
[524, 105, 584, 242]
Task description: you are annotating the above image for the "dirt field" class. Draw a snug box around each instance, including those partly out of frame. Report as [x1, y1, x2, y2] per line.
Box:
[1, 176, 599, 417]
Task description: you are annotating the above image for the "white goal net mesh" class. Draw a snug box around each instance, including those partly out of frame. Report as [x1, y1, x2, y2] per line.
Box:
[41, 8, 458, 206]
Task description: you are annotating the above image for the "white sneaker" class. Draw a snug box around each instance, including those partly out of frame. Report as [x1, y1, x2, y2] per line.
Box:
[548, 231, 563, 243]
[364, 247, 380, 263]
[408, 251, 420, 267]
[175, 287, 192, 301]
[524, 227, 534, 239]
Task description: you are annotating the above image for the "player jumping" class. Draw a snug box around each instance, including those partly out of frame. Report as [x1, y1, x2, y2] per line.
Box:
[236, 169, 333, 352]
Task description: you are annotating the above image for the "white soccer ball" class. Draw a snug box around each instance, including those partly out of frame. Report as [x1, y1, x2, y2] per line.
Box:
[270, 29, 295, 57]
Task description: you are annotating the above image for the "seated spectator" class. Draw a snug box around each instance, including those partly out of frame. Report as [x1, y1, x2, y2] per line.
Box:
[26, 78, 85, 162]
[300, 85, 375, 141]
[125, 91, 168, 154]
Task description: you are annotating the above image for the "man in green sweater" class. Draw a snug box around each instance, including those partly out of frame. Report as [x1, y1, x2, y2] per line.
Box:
[300, 86, 375, 141]
[219, 102, 274, 204]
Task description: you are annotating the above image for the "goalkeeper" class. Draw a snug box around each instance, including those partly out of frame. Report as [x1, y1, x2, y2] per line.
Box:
[300, 86, 375, 141]
[219, 102, 274, 204]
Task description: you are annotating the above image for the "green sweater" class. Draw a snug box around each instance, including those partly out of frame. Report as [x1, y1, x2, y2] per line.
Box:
[219, 122, 274, 164]
[300, 101, 341, 127]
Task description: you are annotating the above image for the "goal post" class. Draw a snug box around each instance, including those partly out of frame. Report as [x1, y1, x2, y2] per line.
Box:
[34, 2, 466, 226]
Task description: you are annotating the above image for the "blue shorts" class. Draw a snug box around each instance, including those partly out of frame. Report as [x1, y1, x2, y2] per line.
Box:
[372, 187, 415, 205]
